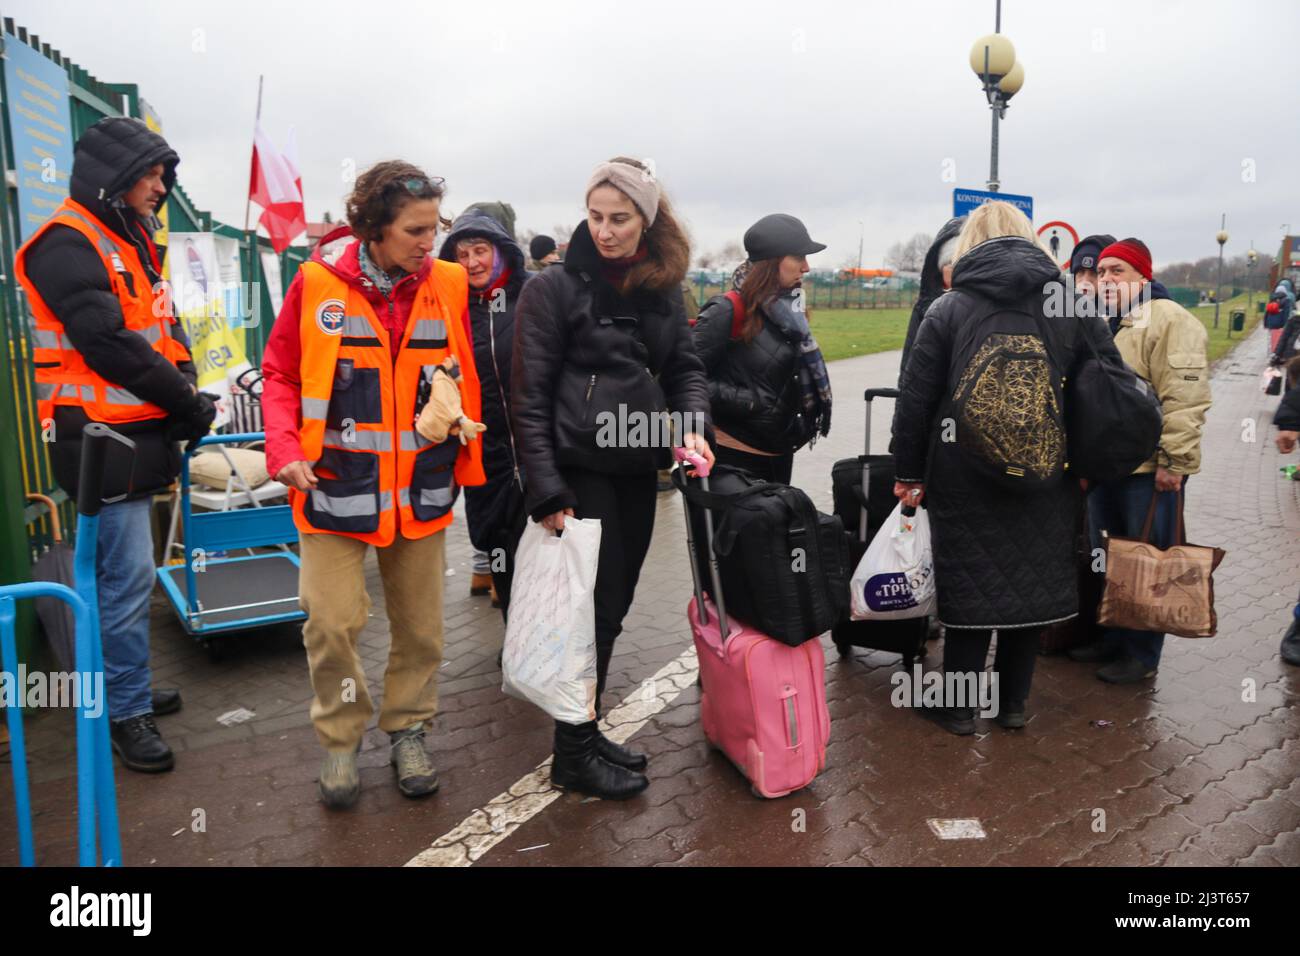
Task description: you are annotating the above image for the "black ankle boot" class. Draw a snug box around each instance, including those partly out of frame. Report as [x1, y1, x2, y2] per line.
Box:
[551, 721, 648, 800]
[594, 729, 648, 771]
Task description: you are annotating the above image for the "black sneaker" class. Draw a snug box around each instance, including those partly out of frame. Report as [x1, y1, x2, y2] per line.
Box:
[1097, 655, 1157, 684]
[110, 714, 175, 773]
[1280, 618, 1300, 667]
[994, 700, 1027, 730]
[1067, 640, 1122, 663]
[919, 705, 976, 736]
[151, 688, 182, 716]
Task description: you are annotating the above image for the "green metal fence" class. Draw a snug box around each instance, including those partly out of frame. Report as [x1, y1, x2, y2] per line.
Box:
[687, 272, 920, 312]
[0, 19, 301, 663]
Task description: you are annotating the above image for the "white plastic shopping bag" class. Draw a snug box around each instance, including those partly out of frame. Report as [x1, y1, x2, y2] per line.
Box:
[501, 516, 602, 724]
[850, 503, 936, 621]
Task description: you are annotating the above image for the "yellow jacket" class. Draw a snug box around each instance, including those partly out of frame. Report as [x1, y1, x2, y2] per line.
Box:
[1115, 295, 1211, 475]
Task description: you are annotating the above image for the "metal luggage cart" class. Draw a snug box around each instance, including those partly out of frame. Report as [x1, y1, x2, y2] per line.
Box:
[156, 432, 306, 654]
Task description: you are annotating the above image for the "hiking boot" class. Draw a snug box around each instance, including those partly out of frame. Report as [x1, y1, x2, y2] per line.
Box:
[995, 700, 1027, 730]
[318, 750, 360, 809]
[1097, 655, 1157, 684]
[151, 688, 182, 716]
[390, 727, 440, 798]
[470, 572, 493, 597]
[1280, 618, 1300, 667]
[551, 721, 648, 799]
[1067, 640, 1122, 664]
[594, 728, 648, 771]
[110, 713, 175, 773]
[919, 705, 976, 736]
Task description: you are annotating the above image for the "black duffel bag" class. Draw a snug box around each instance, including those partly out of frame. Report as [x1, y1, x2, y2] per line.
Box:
[1062, 322, 1164, 483]
[676, 464, 850, 647]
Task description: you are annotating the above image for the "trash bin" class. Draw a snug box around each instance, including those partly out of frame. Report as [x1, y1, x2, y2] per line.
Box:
[1230, 309, 1245, 332]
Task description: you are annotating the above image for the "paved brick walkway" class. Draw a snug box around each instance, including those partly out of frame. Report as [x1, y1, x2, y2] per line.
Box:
[3, 323, 1297, 866]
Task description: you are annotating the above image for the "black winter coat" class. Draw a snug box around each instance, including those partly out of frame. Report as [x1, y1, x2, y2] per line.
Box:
[1276, 381, 1300, 432]
[892, 236, 1125, 630]
[899, 215, 966, 374]
[692, 291, 808, 454]
[511, 222, 712, 520]
[439, 211, 529, 550]
[22, 117, 201, 501]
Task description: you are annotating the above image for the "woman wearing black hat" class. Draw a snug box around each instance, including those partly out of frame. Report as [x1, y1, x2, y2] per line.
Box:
[692, 213, 833, 484]
[512, 157, 713, 800]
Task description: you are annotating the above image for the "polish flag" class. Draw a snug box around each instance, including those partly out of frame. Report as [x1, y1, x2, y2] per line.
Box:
[249, 123, 306, 253]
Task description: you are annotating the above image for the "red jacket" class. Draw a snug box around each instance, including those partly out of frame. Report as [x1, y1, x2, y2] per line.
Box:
[261, 226, 471, 478]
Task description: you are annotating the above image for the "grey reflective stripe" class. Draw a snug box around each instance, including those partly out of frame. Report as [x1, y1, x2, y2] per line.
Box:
[59, 208, 117, 257]
[399, 487, 409, 507]
[79, 385, 96, 402]
[309, 490, 378, 518]
[400, 430, 432, 452]
[343, 315, 373, 337]
[419, 487, 454, 509]
[136, 324, 162, 344]
[302, 396, 329, 420]
[323, 428, 392, 452]
[379, 491, 393, 512]
[105, 386, 146, 406]
[410, 319, 446, 340]
[58, 384, 79, 399]
[35, 382, 56, 400]
[31, 328, 62, 350]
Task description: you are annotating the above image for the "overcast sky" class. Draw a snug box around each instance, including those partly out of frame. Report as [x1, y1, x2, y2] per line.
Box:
[12, 0, 1300, 269]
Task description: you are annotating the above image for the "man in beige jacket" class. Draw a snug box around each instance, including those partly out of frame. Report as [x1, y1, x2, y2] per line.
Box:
[1071, 238, 1212, 683]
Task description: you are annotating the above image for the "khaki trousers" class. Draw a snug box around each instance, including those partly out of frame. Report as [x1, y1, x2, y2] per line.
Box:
[298, 529, 446, 752]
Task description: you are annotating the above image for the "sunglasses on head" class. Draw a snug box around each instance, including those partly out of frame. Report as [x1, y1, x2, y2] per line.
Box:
[387, 176, 445, 197]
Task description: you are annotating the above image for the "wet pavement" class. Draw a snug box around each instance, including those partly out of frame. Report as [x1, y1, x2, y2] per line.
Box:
[2, 323, 1297, 867]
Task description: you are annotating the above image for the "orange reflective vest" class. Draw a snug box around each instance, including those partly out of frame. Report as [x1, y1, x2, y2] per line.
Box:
[292, 258, 485, 545]
[14, 198, 192, 426]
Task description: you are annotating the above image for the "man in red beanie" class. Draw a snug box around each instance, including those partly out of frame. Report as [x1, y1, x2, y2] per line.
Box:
[1069, 238, 1211, 683]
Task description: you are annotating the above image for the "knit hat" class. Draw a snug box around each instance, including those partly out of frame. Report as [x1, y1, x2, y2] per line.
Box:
[1070, 233, 1117, 274]
[1098, 237, 1153, 280]
[585, 159, 660, 226]
[530, 234, 557, 261]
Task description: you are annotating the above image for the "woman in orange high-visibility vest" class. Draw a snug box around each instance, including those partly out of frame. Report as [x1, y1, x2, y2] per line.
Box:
[261, 162, 484, 809]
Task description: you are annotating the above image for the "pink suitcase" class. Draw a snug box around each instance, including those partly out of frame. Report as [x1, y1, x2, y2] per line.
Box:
[676, 457, 830, 799]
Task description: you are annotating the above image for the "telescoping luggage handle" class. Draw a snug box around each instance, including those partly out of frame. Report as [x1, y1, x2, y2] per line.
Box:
[859, 387, 900, 542]
[672, 447, 730, 639]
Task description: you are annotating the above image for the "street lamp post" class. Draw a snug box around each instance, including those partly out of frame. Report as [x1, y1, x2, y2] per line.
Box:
[970, 2, 1023, 194]
[1214, 215, 1228, 329]
[1247, 245, 1258, 317]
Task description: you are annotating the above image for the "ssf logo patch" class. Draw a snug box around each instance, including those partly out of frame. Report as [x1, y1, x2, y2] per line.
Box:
[316, 299, 346, 335]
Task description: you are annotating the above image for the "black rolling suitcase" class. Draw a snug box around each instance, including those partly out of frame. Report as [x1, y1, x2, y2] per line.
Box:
[829, 387, 929, 666]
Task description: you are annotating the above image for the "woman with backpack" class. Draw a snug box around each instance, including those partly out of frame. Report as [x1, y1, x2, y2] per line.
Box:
[692, 214, 833, 484]
[512, 157, 714, 800]
[890, 201, 1126, 735]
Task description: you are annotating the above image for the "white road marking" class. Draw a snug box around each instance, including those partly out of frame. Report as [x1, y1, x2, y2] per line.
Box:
[405, 645, 700, 867]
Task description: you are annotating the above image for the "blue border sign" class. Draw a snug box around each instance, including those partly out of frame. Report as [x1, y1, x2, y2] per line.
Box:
[953, 187, 1033, 221]
[3, 35, 75, 241]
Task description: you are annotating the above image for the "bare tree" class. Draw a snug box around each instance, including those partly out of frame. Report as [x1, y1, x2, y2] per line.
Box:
[695, 250, 718, 270]
[884, 232, 933, 272]
[719, 241, 745, 265]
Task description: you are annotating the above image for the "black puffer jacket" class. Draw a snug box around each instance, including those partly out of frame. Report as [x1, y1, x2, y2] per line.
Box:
[892, 236, 1126, 629]
[512, 222, 712, 520]
[438, 210, 529, 549]
[1276, 380, 1300, 432]
[692, 290, 812, 454]
[899, 215, 966, 373]
[22, 117, 202, 501]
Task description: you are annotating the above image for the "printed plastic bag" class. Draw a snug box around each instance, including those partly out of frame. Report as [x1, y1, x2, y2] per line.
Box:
[850, 502, 936, 621]
[501, 516, 602, 723]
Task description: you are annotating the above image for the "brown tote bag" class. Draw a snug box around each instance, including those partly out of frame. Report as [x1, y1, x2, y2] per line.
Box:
[1097, 491, 1226, 638]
